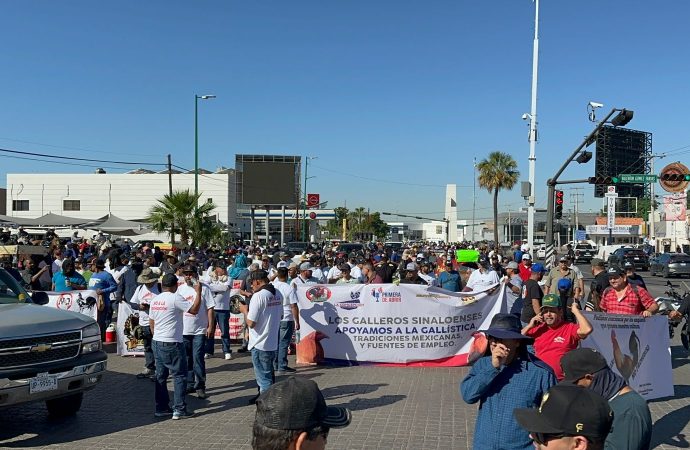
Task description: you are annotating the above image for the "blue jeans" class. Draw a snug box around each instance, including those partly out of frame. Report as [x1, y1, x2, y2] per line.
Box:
[251, 348, 276, 393]
[152, 340, 188, 414]
[206, 310, 232, 355]
[273, 321, 294, 371]
[183, 334, 207, 390]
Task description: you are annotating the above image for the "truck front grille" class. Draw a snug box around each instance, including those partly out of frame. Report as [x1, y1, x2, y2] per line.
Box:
[0, 331, 82, 369]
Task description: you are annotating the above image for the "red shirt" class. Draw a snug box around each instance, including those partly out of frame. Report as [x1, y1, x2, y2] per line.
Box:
[526, 322, 581, 380]
[599, 284, 655, 315]
[518, 262, 532, 282]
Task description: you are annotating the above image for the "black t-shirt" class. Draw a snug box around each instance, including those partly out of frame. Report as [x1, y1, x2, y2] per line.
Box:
[587, 271, 610, 304]
[520, 278, 544, 324]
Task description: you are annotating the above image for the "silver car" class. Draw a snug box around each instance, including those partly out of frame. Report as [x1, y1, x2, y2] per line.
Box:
[650, 253, 690, 278]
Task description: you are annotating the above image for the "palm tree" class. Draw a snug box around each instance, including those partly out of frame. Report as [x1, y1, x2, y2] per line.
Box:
[477, 151, 520, 246]
[147, 189, 216, 247]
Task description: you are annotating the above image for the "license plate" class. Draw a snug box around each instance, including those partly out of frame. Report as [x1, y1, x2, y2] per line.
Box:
[29, 373, 58, 394]
[634, 257, 639, 260]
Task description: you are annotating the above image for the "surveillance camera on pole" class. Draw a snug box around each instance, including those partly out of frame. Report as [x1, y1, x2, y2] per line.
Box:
[587, 101, 603, 122]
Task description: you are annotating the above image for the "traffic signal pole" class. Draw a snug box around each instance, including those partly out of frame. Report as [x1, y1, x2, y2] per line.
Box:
[545, 108, 619, 266]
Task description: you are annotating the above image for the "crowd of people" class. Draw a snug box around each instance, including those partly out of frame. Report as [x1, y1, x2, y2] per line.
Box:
[0, 234, 665, 447]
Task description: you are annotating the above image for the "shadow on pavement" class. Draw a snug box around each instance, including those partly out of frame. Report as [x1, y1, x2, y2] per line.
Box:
[650, 403, 690, 448]
[0, 370, 159, 448]
[320, 383, 388, 400]
[331, 394, 406, 411]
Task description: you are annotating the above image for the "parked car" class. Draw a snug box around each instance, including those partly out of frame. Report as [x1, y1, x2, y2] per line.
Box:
[650, 252, 690, 278]
[607, 247, 650, 271]
[336, 242, 365, 255]
[574, 243, 596, 263]
[0, 269, 107, 417]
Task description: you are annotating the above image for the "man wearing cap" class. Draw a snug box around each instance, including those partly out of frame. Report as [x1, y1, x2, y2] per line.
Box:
[518, 253, 533, 282]
[520, 262, 547, 326]
[437, 257, 462, 292]
[271, 267, 300, 374]
[585, 258, 609, 311]
[418, 261, 438, 286]
[131, 267, 161, 379]
[503, 261, 523, 316]
[239, 270, 283, 399]
[291, 262, 319, 289]
[335, 263, 360, 284]
[623, 261, 647, 289]
[374, 254, 397, 283]
[461, 313, 556, 449]
[149, 273, 203, 419]
[561, 348, 652, 450]
[599, 266, 658, 316]
[400, 262, 427, 285]
[521, 293, 592, 380]
[464, 256, 500, 292]
[513, 384, 614, 450]
[160, 252, 178, 275]
[177, 265, 215, 399]
[251, 376, 351, 450]
[543, 256, 579, 300]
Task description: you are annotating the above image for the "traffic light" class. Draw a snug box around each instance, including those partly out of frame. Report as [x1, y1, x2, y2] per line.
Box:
[554, 190, 564, 219]
[588, 176, 620, 184]
[660, 173, 690, 182]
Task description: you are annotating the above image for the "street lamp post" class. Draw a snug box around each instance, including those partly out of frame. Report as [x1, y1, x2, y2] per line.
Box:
[194, 94, 216, 200]
[526, 0, 540, 252]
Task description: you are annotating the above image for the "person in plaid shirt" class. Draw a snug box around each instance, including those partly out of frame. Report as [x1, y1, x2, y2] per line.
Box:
[599, 266, 658, 316]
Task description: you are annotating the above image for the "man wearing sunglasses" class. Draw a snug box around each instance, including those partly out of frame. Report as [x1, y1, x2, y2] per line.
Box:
[514, 384, 613, 449]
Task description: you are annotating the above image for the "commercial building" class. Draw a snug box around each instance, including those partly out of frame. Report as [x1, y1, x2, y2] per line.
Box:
[6, 169, 237, 226]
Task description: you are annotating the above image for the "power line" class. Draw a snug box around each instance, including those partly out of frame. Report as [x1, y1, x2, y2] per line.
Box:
[0, 153, 140, 171]
[0, 147, 166, 166]
[0, 136, 163, 158]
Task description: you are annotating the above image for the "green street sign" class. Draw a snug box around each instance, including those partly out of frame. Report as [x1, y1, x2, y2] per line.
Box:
[619, 174, 658, 183]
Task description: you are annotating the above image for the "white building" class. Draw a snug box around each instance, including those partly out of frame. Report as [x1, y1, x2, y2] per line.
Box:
[6, 169, 236, 225]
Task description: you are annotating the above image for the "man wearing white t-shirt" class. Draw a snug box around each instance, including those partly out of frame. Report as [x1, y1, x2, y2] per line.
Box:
[464, 256, 500, 292]
[130, 268, 160, 379]
[149, 274, 203, 420]
[271, 267, 300, 374]
[177, 265, 215, 400]
[239, 269, 283, 401]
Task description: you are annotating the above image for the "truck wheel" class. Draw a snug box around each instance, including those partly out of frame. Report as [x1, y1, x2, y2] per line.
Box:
[46, 392, 83, 417]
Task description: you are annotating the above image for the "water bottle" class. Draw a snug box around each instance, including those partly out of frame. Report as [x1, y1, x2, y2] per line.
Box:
[295, 330, 301, 344]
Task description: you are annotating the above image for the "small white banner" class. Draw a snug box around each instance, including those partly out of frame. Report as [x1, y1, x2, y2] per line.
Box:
[45, 290, 98, 321]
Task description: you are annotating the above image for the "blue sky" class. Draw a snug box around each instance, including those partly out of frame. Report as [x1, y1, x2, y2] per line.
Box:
[2, 1, 689, 223]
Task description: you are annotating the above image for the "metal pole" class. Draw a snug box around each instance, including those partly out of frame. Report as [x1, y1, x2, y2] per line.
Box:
[280, 205, 285, 247]
[472, 157, 477, 242]
[302, 157, 308, 241]
[168, 154, 175, 244]
[527, 0, 540, 252]
[194, 95, 199, 199]
[650, 156, 656, 250]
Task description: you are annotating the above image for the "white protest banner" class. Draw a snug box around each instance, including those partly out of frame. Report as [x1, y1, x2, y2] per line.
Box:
[582, 312, 673, 400]
[295, 283, 504, 366]
[45, 290, 98, 321]
[117, 302, 145, 356]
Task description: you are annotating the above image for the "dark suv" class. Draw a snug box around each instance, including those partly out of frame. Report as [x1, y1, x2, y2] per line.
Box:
[574, 244, 595, 263]
[607, 247, 650, 271]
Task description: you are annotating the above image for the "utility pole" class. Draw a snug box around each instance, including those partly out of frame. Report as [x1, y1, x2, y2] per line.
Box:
[526, 0, 540, 252]
[167, 154, 175, 245]
[472, 157, 477, 242]
[648, 153, 666, 252]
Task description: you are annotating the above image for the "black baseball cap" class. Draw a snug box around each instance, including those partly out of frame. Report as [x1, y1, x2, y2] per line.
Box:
[514, 385, 613, 442]
[607, 265, 624, 276]
[255, 377, 352, 430]
[560, 347, 609, 384]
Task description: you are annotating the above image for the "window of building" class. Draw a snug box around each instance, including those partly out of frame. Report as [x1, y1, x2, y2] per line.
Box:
[436, 225, 443, 234]
[63, 200, 81, 211]
[207, 198, 213, 204]
[12, 200, 29, 211]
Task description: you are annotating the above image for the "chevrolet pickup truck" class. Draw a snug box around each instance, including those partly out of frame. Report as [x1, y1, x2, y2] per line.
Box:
[0, 268, 107, 417]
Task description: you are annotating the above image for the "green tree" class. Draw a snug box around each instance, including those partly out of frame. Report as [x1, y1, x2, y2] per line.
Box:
[477, 151, 520, 245]
[147, 189, 217, 247]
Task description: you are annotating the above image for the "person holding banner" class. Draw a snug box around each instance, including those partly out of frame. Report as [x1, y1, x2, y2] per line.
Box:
[463, 256, 499, 292]
[130, 268, 160, 379]
[561, 348, 652, 450]
[461, 313, 556, 450]
[599, 266, 658, 317]
[521, 294, 593, 380]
